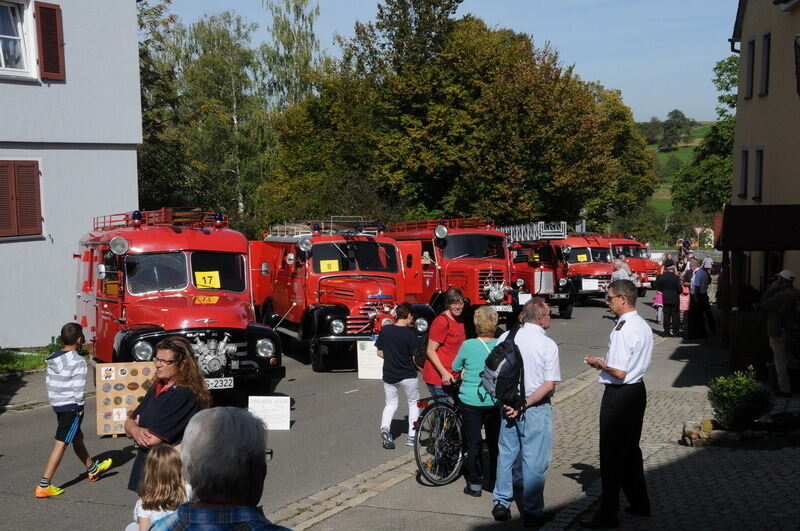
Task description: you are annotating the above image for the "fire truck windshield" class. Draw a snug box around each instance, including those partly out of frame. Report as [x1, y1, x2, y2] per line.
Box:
[125, 252, 188, 295]
[190, 252, 246, 292]
[514, 246, 553, 264]
[312, 242, 398, 274]
[567, 247, 611, 264]
[612, 244, 643, 259]
[441, 234, 506, 260]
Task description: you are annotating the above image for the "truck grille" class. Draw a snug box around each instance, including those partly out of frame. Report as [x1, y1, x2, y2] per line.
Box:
[345, 301, 395, 334]
[532, 270, 554, 295]
[477, 269, 507, 301]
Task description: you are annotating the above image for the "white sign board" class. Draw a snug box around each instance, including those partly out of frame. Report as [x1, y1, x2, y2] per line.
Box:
[248, 396, 291, 430]
[357, 340, 383, 380]
[518, 293, 532, 305]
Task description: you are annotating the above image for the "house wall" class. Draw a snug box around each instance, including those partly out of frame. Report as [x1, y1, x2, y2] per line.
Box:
[0, 0, 141, 347]
[731, 3, 800, 288]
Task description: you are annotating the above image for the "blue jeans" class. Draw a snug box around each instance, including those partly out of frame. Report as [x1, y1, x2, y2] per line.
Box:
[492, 403, 553, 517]
[426, 383, 454, 405]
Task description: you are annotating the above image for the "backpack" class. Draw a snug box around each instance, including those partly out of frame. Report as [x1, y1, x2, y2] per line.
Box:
[481, 328, 525, 409]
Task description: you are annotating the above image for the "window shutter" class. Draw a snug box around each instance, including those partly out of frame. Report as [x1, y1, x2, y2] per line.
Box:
[35, 2, 65, 81]
[0, 162, 18, 237]
[14, 161, 42, 236]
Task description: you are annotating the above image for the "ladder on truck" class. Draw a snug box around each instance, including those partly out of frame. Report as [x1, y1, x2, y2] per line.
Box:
[498, 221, 567, 243]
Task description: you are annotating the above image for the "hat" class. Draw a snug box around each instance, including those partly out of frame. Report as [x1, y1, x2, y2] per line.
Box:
[776, 269, 795, 281]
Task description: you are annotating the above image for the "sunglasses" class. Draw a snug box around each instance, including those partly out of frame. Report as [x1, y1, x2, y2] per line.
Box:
[154, 357, 177, 366]
[604, 294, 624, 301]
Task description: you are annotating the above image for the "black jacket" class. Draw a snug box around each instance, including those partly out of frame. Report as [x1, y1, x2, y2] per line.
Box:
[654, 271, 682, 306]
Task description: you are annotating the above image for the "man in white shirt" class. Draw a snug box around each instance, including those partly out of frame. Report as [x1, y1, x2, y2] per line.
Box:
[688, 259, 714, 338]
[491, 298, 561, 527]
[582, 280, 653, 528]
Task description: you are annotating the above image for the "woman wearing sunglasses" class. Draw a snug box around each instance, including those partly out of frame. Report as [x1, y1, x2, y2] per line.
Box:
[125, 336, 211, 493]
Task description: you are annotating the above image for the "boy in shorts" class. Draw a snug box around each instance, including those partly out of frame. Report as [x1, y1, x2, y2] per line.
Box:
[35, 323, 112, 497]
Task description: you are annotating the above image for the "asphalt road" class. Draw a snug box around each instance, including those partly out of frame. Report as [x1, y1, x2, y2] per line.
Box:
[0, 295, 642, 530]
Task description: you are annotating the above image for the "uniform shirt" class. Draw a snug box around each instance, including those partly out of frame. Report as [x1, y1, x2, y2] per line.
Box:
[690, 268, 710, 294]
[422, 313, 466, 385]
[498, 323, 561, 398]
[600, 310, 653, 385]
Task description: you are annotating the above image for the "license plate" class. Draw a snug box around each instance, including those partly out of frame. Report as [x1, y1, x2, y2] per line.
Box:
[582, 279, 599, 291]
[490, 305, 512, 312]
[205, 377, 234, 390]
[550, 293, 569, 299]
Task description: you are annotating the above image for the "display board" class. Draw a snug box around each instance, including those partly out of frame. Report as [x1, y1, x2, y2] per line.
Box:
[357, 340, 383, 379]
[248, 396, 291, 430]
[94, 362, 156, 436]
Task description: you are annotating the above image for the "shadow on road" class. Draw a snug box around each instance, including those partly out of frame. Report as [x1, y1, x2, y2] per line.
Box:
[669, 340, 729, 388]
[562, 462, 600, 492]
[0, 373, 29, 416]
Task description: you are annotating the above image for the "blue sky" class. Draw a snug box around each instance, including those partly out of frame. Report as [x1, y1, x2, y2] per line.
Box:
[167, 0, 739, 122]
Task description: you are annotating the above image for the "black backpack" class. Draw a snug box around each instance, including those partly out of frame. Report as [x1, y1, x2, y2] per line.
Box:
[481, 328, 525, 409]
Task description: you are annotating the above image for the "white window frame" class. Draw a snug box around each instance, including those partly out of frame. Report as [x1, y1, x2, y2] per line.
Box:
[0, 0, 39, 82]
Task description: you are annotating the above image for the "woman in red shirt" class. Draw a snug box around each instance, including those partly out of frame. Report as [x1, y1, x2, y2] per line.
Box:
[424, 288, 467, 402]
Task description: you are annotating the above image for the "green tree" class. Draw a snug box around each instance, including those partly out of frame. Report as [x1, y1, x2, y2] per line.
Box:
[637, 116, 662, 145]
[659, 109, 692, 150]
[672, 56, 737, 214]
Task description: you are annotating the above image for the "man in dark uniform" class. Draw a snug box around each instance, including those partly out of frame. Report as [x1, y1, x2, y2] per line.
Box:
[654, 265, 682, 337]
[582, 280, 653, 528]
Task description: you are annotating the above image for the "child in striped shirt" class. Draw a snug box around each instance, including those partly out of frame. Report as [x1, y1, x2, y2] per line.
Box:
[35, 323, 112, 498]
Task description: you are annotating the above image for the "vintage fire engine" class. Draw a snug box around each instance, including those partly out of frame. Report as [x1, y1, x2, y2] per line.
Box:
[74, 208, 285, 393]
[501, 222, 575, 318]
[383, 219, 522, 327]
[605, 235, 660, 296]
[249, 218, 431, 372]
[556, 234, 613, 302]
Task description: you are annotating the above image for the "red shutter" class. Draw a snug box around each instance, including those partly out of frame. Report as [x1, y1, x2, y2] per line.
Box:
[35, 2, 65, 81]
[14, 161, 43, 236]
[0, 162, 18, 237]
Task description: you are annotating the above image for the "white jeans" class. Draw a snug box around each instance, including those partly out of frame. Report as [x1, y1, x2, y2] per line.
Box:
[381, 377, 420, 437]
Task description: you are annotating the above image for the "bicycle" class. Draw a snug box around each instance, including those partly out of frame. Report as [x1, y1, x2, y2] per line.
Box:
[413, 380, 466, 485]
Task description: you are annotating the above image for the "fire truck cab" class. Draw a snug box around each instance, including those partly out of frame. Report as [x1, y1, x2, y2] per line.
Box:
[558, 234, 613, 302]
[605, 235, 660, 296]
[74, 208, 285, 394]
[502, 222, 575, 318]
[384, 219, 522, 328]
[250, 219, 431, 372]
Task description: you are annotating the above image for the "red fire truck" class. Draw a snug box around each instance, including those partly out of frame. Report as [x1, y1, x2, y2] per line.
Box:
[605, 235, 660, 296]
[249, 219, 432, 372]
[558, 234, 613, 302]
[383, 219, 521, 327]
[502, 222, 575, 318]
[74, 208, 285, 393]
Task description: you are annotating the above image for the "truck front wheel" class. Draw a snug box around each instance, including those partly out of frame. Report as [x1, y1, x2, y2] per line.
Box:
[558, 302, 573, 319]
[309, 337, 330, 372]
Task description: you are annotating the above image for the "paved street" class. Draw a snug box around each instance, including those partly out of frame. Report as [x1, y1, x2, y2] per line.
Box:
[2, 293, 798, 530]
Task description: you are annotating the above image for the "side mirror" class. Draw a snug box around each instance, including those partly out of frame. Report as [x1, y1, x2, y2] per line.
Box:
[261, 262, 270, 276]
[96, 264, 108, 280]
[286, 253, 296, 266]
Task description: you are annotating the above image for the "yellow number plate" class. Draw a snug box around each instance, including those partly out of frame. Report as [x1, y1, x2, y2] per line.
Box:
[195, 271, 221, 289]
[195, 295, 219, 305]
[319, 260, 339, 272]
[577, 254, 588, 262]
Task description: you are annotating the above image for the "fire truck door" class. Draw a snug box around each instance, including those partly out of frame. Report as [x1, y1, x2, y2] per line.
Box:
[397, 240, 423, 300]
[75, 248, 96, 336]
[247, 241, 274, 308]
[95, 254, 123, 360]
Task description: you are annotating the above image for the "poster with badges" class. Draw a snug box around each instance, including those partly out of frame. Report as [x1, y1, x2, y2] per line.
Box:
[94, 361, 156, 436]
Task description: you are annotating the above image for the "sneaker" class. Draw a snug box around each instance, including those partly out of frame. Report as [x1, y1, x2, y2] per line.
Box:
[88, 458, 112, 482]
[463, 486, 482, 497]
[381, 430, 395, 450]
[35, 485, 64, 498]
[492, 503, 511, 521]
[405, 435, 415, 447]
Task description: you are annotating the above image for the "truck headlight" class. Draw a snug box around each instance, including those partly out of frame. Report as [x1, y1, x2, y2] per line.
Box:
[414, 317, 428, 333]
[381, 318, 394, 327]
[516, 278, 524, 288]
[256, 338, 275, 357]
[330, 319, 345, 334]
[559, 278, 567, 287]
[132, 340, 154, 361]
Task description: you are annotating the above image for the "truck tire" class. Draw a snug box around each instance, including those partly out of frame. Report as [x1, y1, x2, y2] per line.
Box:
[309, 337, 330, 372]
[638, 287, 646, 297]
[558, 302, 573, 319]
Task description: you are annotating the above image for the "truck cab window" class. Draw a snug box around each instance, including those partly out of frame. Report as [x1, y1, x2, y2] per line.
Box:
[125, 252, 188, 295]
[190, 252, 246, 292]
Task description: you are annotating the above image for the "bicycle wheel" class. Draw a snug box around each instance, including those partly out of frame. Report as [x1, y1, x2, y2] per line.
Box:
[413, 402, 464, 485]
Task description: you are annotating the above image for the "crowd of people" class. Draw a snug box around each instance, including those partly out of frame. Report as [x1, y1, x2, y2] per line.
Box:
[376, 283, 654, 528]
[37, 323, 289, 530]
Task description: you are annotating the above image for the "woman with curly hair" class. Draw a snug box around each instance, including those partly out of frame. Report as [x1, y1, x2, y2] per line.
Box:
[125, 336, 210, 493]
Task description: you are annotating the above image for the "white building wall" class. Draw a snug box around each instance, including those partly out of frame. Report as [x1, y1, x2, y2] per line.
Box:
[0, 145, 138, 347]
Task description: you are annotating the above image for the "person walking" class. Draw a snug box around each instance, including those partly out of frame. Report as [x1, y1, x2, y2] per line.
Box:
[423, 288, 467, 403]
[452, 306, 500, 497]
[582, 280, 653, 528]
[376, 302, 420, 449]
[491, 298, 561, 528]
[687, 259, 713, 339]
[611, 260, 631, 281]
[761, 270, 800, 397]
[35, 323, 112, 498]
[654, 266, 682, 337]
